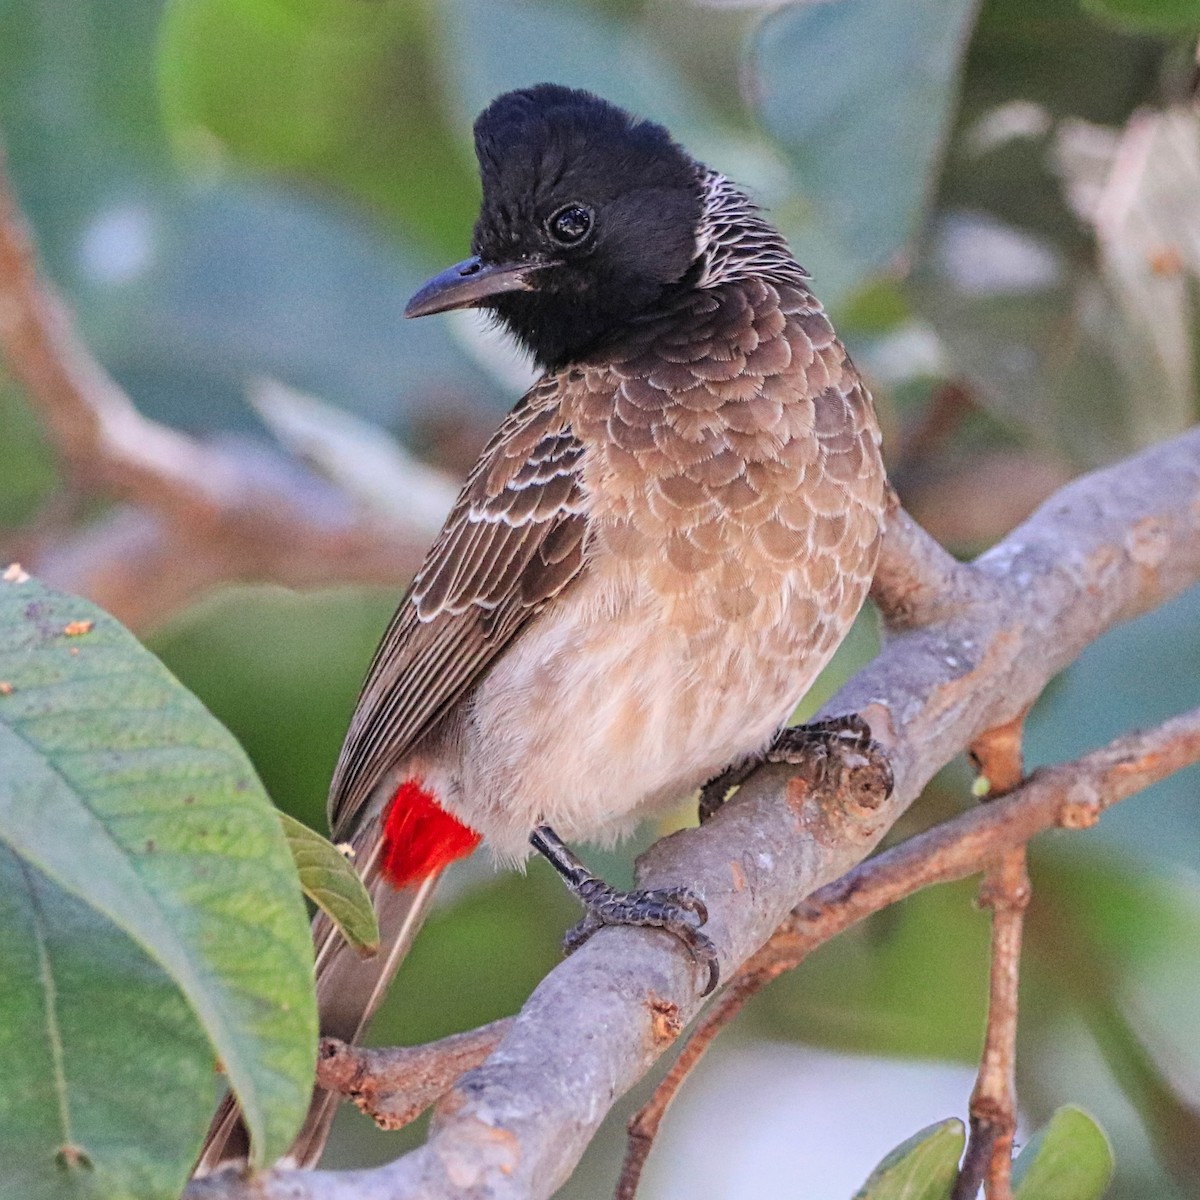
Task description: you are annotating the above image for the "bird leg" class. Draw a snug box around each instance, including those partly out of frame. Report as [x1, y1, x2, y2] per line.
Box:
[530, 825, 720, 995]
[699, 714, 892, 823]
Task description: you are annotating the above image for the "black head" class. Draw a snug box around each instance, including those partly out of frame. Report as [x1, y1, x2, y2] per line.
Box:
[405, 84, 704, 371]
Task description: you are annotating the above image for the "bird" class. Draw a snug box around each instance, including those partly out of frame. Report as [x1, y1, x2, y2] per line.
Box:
[194, 81, 887, 1174]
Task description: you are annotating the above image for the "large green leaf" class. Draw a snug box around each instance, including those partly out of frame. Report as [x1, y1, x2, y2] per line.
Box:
[852, 1119, 965, 1200]
[0, 572, 316, 1167]
[149, 586, 399, 833]
[0, 848, 217, 1200]
[1013, 1106, 1114, 1200]
[752, 0, 982, 302]
[280, 812, 379, 956]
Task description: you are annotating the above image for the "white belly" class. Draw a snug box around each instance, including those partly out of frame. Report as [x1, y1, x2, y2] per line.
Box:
[444, 565, 851, 863]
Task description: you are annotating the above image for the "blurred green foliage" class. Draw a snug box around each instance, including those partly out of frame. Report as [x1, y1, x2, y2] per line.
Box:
[2, 0, 1200, 1195]
[1084, 0, 1200, 34]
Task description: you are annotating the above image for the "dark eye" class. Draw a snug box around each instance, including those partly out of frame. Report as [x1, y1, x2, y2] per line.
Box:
[546, 203, 593, 246]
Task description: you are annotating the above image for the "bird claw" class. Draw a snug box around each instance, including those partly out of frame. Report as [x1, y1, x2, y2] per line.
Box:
[768, 713, 873, 762]
[768, 715, 894, 797]
[564, 881, 720, 995]
[699, 714, 893, 821]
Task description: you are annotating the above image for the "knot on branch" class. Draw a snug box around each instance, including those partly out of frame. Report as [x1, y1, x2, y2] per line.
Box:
[784, 732, 895, 846]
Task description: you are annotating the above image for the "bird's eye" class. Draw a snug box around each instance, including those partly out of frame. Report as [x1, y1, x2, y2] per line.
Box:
[546, 204, 593, 246]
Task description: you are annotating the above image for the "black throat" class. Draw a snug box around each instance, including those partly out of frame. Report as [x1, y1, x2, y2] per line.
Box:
[487, 256, 706, 373]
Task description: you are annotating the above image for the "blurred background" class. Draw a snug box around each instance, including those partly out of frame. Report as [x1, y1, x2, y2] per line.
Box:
[2, 0, 1199, 1196]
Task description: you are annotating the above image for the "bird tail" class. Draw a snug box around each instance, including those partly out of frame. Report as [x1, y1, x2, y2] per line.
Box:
[192, 780, 479, 1174]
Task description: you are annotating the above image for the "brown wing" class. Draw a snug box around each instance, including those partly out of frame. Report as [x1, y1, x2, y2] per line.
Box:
[328, 377, 590, 838]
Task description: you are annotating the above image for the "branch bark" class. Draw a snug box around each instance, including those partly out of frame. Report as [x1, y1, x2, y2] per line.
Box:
[317, 1021, 513, 1133]
[616, 705, 1200, 1199]
[184, 426, 1200, 1199]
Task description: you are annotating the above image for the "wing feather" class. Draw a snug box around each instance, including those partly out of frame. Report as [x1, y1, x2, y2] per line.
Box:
[328, 378, 590, 837]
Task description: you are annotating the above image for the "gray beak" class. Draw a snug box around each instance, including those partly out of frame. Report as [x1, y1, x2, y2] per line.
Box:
[404, 255, 556, 318]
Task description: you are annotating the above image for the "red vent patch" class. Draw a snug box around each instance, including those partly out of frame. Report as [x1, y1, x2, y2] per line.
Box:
[380, 779, 481, 888]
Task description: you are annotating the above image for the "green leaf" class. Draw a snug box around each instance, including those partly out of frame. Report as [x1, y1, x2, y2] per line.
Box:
[0, 572, 316, 1167]
[1081, 0, 1200, 34]
[148, 586, 398, 833]
[853, 1118, 965, 1199]
[280, 812, 379, 955]
[0, 848, 219, 1200]
[1013, 1106, 1115, 1199]
[752, 0, 982, 302]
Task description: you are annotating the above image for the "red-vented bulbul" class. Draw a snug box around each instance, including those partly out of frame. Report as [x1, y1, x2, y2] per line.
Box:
[195, 82, 887, 1174]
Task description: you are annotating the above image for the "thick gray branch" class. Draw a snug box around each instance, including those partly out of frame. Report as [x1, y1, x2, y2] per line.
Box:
[186, 427, 1200, 1200]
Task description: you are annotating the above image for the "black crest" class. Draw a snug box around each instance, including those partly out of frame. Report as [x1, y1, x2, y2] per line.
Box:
[470, 84, 704, 370]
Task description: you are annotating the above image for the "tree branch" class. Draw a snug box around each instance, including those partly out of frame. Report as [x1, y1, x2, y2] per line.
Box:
[185, 426, 1200, 1199]
[615, 706, 1200, 1199]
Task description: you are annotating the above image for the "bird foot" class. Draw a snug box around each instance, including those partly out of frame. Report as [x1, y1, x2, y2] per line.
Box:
[530, 825, 720, 995]
[699, 714, 892, 822]
[564, 880, 720, 995]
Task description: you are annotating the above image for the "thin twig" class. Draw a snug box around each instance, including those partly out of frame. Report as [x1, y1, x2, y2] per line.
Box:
[614, 985, 755, 1200]
[953, 717, 1029, 1200]
[957, 845, 1029, 1200]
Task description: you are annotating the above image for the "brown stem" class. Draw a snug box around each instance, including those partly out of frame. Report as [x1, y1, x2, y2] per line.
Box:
[614, 986, 754, 1200]
[952, 717, 1029, 1200]
[954, 845, 1029, 1200]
